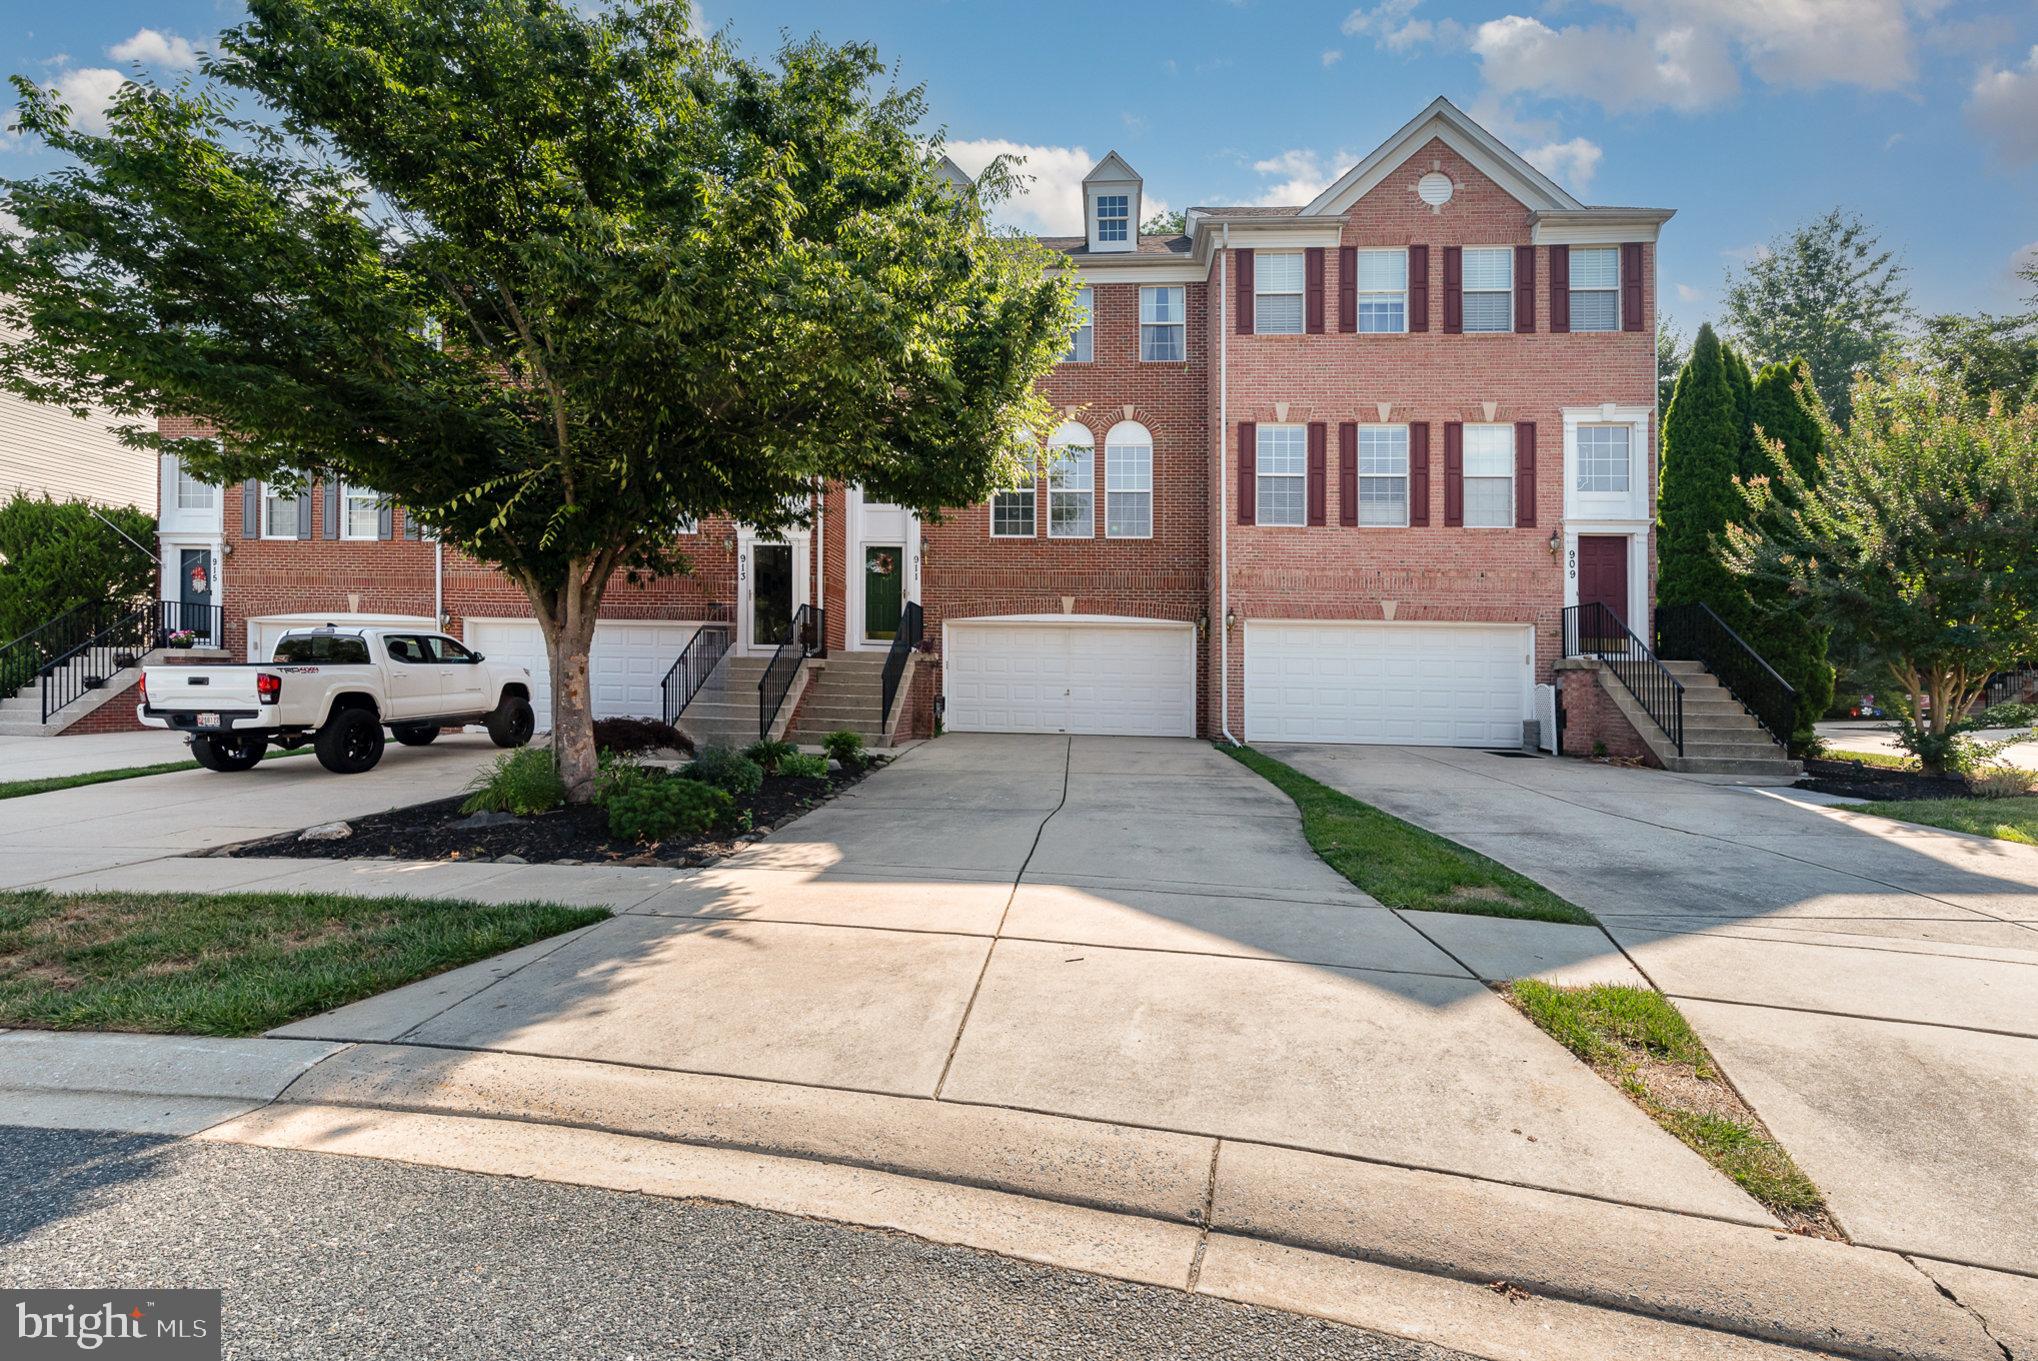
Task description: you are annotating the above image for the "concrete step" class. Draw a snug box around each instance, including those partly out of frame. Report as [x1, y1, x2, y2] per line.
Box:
[1667, 755, 1804, 776]
[1681, 740, 1792, 760]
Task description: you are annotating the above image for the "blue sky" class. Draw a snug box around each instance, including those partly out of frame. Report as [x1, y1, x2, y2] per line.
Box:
[8, 1, 2036, 329]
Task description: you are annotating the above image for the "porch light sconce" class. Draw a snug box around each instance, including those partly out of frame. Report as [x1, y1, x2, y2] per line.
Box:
[1225, 609, 1238, 632]
[1547, 531, 1561, 556]
[721, 533, 736, 552]
[1196, 612, 1209, 639]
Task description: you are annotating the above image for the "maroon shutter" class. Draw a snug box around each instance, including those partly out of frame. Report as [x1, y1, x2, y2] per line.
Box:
[1548, 245, 1570, 334]
[1235, 249, 1255, 335]
[1442, 246, 1463, 334]
[1622, 242, 1645, 332]
[1515, 421, 1537, 528]
[1306, 422, 1327, 525]
[1443, 422, 1464, 527]
[1515, 245, 1536, 333]
[1305, 248, 1326, 334]
[1407, 245, 1429, 332]
[1338, 422, 1358, 526]
[1337, 246, 1356, 333]
[1237, 422, 1256, 524]
[1409, 422, 1431, 527]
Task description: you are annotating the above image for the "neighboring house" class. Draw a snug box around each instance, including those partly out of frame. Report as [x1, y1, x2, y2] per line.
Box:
[154, 98, 1672, 751]
[0, 321, 156, 511]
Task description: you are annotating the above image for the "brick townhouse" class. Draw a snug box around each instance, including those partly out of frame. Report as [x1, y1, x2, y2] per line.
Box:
[150, 97, 1670, 751]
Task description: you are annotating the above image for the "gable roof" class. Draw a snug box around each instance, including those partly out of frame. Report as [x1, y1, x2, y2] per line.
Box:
[1302, 96, 1585, 217]
[1082, 151, 1141, 185]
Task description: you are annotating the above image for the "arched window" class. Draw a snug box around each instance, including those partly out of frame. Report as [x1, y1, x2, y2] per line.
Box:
[1046, 421, 1094, 539]
[1104, 421, 1153, 539]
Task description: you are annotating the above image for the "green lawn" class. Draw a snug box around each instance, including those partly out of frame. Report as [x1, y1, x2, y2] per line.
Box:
[1222, 745, 1593, 924]
[0, 747, 313, 801]
[1838, 796, 2038, 846]
[0, 889, 607, 1036]
[1823, 748, 1917, 771]
[1509, 980, 1829, 1225]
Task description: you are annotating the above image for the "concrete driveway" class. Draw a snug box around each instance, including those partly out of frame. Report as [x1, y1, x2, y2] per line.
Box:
[1266, 742, 2038, 1277]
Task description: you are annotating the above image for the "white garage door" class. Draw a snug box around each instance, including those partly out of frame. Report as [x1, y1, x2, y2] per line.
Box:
[1245, 622, 1532, 747]
[945, 619, 1194, 737]
[464, 619, 701, 729]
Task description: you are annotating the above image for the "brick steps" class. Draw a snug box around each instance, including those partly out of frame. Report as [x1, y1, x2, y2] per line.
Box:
[785, 653, 893, 745]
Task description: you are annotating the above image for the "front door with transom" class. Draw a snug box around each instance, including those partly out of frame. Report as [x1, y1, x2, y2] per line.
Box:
[741, 537, 796, 654]
[863, 545, 903, 642]
[1577, 535, 1630, 638]
[177, 548, 214, 642]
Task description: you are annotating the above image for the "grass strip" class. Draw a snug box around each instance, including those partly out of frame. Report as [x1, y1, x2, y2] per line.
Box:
[1509, 980, 1832, 1229]
[1822, 749, 1917, 771]
[1222, 744, 1593, 925]
[0, 747, 314, 801]
[1836, 796, 2038, 846]
[0, 889, 607, 1036]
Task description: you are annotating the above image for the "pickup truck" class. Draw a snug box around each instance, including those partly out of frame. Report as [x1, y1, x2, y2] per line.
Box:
[139, 626, 537, 774]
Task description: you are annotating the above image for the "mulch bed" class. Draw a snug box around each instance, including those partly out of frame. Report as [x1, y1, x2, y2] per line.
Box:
[1800, 757, 1973, 803]
[220, 763, 876, 869]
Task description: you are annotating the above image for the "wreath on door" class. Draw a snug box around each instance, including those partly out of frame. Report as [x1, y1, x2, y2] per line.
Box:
[870, 551, 896, 577]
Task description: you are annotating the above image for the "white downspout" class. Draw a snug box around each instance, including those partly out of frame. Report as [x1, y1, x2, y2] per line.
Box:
[1219, 222, 1238, 746]
[814, 482, 825, 649]
[434, 537, 444, 630]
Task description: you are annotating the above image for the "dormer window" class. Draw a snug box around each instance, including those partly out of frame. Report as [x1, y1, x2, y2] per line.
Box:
[1096, 194, 1129, 243]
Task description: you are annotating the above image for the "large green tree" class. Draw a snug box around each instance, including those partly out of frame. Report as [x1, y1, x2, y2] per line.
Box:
[1722, 209, 1909, 425]
[1725, 368, 2038, 775]
[1657, 324, 1748, 619]
[1742, 359, 1832, 748]
[0, 0, 1074, 799]
[1915, 312, 2038, 408]
[1656, 316, 1689, 414]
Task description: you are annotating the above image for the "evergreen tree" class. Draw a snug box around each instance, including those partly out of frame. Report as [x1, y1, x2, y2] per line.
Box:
[1744, 359, 1835, 748]
[1657, 324, 1749, 617]
[1723, 342, 1757, 476]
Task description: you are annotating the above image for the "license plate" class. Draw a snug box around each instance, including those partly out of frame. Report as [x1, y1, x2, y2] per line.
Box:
[196, 712, 220, 728]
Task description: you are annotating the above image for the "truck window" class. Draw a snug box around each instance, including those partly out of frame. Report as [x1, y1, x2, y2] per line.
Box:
[384, 635, 431, 664]
[427, 637, 479, 664]
[273, 634, 371, 664]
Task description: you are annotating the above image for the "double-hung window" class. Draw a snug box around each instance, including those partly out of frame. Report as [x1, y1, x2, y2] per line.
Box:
[1139, 286, 1184, 361]
[1096, 194, 1129, 243]
[1569, 247, 1620, 331]
[1577, 424, 1632, 493]
[1254, 252, 1305, 334]
[990, 459, 1036, 537]
[1255, 425, 1307, 526]
[341, 484, 381, 540]
[1065, 286, 1093, 363]
[1462, 425, 1515, 527]
[1105, 422, 1153, 538]
[1355, 249, 1407, 333]
[261, 481, 300, 539]
[1357, 426, 1409, 526]
[1047, 425, 1094, 538]
[1462, 248, 1512, 333]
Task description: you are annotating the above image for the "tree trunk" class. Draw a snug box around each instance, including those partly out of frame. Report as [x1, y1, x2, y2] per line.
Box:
[533, 576, 604, 804]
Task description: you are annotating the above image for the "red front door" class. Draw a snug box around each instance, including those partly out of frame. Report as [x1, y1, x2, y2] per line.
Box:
[1578, 536, 1630, 632]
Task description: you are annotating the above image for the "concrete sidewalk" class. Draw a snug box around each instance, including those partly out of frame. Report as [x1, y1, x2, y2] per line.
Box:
[0, 731, 201, 782]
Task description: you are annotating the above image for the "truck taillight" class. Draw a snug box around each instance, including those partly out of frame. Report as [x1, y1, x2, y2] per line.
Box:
[136, 672, 147, 702]
[256, 673, 282, 704]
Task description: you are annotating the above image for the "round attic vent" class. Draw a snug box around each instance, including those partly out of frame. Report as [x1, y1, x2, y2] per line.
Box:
[1416, 172, 1454, 206]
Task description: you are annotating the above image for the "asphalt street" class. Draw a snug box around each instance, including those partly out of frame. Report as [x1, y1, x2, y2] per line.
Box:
[0, 1125, 1472, 1361]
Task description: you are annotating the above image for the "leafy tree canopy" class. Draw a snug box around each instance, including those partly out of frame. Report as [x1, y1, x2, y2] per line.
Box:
[1914, 311, 2038, 408]
[1656, 316, 1688, 415]
[1140, 209, 1187, 237]
[1722, 209, 1909, 425]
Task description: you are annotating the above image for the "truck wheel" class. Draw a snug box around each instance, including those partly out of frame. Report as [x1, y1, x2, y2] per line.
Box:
[191, 734, 265, 772]
[315, 708, 386, 774]
[485, 696, 535, 749]
[391, 724, 440, 747]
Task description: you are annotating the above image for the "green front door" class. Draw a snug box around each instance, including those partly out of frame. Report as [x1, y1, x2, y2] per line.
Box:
[864, 545, 903, 641]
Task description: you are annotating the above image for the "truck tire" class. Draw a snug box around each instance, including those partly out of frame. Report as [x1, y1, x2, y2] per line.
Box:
[315, 708, 386, 774]
[485, 696, 535, 749]
[191, 734, 265, 772]
[391, 724, 440, 747]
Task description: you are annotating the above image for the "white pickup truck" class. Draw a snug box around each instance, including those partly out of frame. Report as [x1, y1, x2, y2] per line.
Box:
[138, 625, 537, 774]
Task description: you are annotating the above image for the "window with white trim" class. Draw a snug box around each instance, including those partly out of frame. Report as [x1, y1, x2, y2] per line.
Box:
[1569, 247, 1619, 332]
[990, 472, 1035, 537]
[1576, 423, 1632, 493]
[1105, 422, 1153, 538]
[1139, 286, 1184, 361]
[1355, 249, 1407, 333]
[1096, 194, 1129, 243]
[675, 515, 698, 534]
[1357, 425, 1409, 526]
[1047, 423, 1094, 538]
[1254, 251, 1305, 334]
[341, 484, 381, 540]
[1462, 425, 1515, 527]
[1255, 425, 1307, 527]
[1065, 286, 1093, 363]
[174, 467, 215, 511]
[261, 482, 300, 538]
[1462, 248, 1512, 333]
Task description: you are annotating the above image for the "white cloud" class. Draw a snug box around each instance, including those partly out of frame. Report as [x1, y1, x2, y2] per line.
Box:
[1676, 282, 1705, 303]
[45, 67, 127, 136]
[1250, 148, 1342, 205]
[1967, 46, 2038, 166]
[1471, 15, 1741, 113]
[1321, 49, 1344, 67]
[1341, 0, 1444, 52]
[944, 138, 1095, 236]
[108, 28, 200, 70]
[1523, 135, 1603, 193]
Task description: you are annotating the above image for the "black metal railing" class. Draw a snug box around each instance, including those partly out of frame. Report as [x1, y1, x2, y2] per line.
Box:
[758, 603, 818, 741]
[1982, 662, 2038, 712]
[0, 598, 141, 700]
[38, 600, 220, 723]
[879, 601, 924, 735]
[1563, 601, 1685, 756]
[1654, 601, 1797, 750]
[660, 613, 733, 728]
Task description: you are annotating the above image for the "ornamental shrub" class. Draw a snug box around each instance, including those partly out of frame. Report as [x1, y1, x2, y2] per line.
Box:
[461, 746, 566, 815]
[605, 776, 732, 842]
[744, 738, 798, 773]
[686, 746, 764, 797]
[822, 729, 866, 770]
[778, 752, 829, 779]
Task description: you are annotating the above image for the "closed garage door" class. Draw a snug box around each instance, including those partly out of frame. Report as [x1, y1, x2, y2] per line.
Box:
[464, 619, 701, 729]
[1245, 622, 1531, 746]
[945, 619, 1194, 737]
